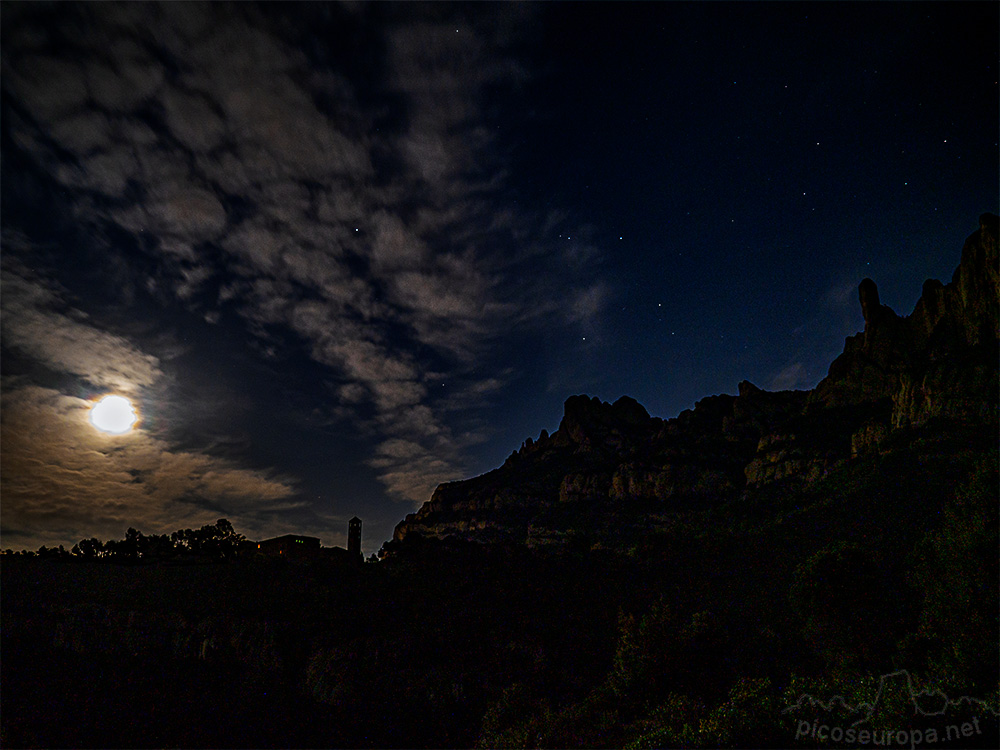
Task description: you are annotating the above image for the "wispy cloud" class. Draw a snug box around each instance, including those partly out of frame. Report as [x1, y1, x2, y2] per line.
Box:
[769, 361, 811, 391]
[1, 255, 162, 393]
[768, 276, 867, 392]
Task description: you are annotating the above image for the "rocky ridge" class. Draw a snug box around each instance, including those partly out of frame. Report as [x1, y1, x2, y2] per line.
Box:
[383, 214, 999, 555]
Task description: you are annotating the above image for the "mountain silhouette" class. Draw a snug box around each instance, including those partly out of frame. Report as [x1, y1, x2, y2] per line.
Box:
[384, 213, 999, 556]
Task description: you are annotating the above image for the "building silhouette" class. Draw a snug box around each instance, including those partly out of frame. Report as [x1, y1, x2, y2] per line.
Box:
[256, 534, 321, 559]
[348, 516, 362, 562]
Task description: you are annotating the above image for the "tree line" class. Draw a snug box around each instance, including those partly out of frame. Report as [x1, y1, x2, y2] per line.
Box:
[1, 518, 248, 562]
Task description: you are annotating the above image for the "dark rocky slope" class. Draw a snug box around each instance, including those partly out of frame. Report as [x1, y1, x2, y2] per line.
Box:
[384, 213, 998, 555]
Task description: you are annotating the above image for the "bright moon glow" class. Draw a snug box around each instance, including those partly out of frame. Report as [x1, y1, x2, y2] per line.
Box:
[89, 395, 138, 434]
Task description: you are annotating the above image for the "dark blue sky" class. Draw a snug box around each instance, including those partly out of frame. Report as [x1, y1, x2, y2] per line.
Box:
[2, 2, 997, 554]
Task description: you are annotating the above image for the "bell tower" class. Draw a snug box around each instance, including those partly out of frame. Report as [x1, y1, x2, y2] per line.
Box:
[348, 516, 362, 562]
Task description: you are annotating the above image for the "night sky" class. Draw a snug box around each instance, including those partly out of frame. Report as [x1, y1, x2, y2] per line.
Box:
[2, 2, 997, 555]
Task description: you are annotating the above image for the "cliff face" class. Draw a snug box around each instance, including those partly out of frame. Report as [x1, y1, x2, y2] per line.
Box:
[812, 213, 998, 427]
[384, 214, 999, 554]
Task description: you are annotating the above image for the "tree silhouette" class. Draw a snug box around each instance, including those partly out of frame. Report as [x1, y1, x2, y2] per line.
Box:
[71, 537, 105, 559]
[170, 519, 247, 560]
[64, 518, 248, 563]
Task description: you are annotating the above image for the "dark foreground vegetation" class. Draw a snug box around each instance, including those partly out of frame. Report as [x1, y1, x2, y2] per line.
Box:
[7, 518, 250, 563]
[2, 422, 997, 749]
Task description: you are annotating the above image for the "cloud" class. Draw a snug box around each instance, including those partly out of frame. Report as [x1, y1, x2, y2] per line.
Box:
[769, 361, 812, 391]
[0, 384, 297, 551]
[4, 53, 90, 120]
[0, 258, 162, 393]
[822, 279, 861, 312]
[162, 88, 226, 152]
[1, 3, 599, 509]
[767, 277, 869, 394]
[568, 282, 612, 323]
[148, 184, 228, 241]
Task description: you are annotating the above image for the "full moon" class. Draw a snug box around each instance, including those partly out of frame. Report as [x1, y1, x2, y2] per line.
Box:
[90, 395, 138, 434]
